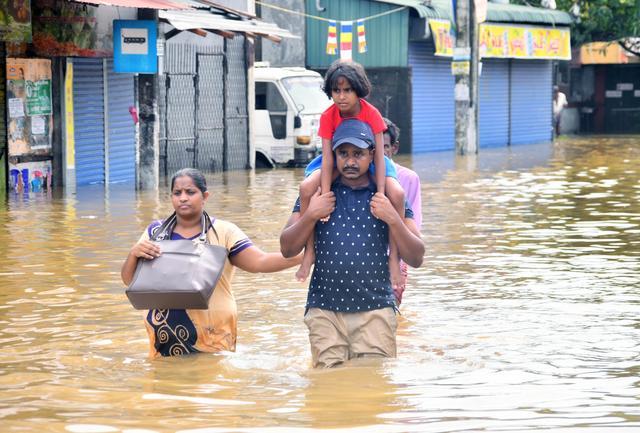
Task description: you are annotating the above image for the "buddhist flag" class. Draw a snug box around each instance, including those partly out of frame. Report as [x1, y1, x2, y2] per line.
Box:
[340, 21, 353, 60]
[326, 20, 338, 55]
[357, 19, 367, 53]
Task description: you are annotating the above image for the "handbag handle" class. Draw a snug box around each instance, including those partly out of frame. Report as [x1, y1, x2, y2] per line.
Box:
[152, 211, 220, 245]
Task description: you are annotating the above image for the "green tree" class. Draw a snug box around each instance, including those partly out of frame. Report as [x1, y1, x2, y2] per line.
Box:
[513, 0, 640, 54]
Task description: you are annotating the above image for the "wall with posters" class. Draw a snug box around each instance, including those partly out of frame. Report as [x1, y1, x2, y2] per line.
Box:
[6, 58, 54, 192]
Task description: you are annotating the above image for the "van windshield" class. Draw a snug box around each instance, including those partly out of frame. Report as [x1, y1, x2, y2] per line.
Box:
[282, 76, 332, 114]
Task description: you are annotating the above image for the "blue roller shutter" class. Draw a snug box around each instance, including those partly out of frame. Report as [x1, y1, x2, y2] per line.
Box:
[479, 59, 509, 148]
[73, 58, 105, 185]
[509, 60, 552, 145]
[409, 41, 454, 153]
[106, 60, 136, 183]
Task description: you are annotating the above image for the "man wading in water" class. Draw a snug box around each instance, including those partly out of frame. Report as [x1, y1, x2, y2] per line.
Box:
[280, 119, 424, 368]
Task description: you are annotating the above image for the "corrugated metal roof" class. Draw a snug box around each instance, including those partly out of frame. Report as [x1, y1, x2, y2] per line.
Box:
[487, 3, 573, 25]
[159, 10, 298, 39]
[374, 0, 572, 25]
[71, 0, 189, 9]
[370, 0, 434, 19]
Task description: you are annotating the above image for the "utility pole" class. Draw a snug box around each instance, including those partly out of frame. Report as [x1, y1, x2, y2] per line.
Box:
[454, 0, 479, 155]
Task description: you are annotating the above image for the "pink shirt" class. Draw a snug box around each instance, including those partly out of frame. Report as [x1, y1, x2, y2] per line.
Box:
[395, 163, 422, 229]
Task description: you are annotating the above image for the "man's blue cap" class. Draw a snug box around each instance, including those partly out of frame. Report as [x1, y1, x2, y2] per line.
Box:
[332, 119, 375, 151]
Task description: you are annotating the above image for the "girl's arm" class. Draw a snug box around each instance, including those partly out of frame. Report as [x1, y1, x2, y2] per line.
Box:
[230, 245, 302, 273]
[320, 137, 333, 194]
[374, 132, 386, 195]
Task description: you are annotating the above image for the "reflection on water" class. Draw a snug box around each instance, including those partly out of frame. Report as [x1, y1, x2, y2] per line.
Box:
[1, 136, 639, 432]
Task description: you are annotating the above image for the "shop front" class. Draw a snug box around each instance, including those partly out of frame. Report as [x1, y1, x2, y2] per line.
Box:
[572, 42, 640, 134]
[409, 16, 571, 153]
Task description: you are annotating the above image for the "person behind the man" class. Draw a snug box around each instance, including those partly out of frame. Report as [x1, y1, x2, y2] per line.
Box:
[280, 119, 425, 368]
[382, 117, 423, 305]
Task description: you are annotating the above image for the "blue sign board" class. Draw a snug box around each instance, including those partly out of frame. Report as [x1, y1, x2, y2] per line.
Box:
[113, 20, 157, 73]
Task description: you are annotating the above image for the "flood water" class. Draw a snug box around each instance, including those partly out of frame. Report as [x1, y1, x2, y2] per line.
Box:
[1, 136, 639, 433]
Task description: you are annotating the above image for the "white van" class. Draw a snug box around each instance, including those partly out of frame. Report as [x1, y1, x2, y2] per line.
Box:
[254, 63, 332, 167]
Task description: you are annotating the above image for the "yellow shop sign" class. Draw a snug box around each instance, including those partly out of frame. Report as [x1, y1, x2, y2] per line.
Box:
[429, 20, 571, 60]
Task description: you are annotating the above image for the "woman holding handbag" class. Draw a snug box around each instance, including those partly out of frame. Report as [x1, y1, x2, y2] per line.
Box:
[121, 168, 302, 358]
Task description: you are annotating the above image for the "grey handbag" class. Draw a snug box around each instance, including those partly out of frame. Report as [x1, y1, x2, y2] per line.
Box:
[125, 211, 228, 310]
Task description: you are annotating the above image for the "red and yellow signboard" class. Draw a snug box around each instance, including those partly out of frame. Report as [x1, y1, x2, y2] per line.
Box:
[430, 20, 571, 60]
[479, 24, 571, 60]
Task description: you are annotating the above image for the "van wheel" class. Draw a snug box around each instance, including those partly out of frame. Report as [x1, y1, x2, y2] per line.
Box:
[255, 153, 275, 169]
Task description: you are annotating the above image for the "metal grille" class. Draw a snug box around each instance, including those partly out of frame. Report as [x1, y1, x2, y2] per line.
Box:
[195, 54, 224, 172]
[158, 73, 167, 175]
[224, 36, 249, 170]
[165, 43, 197, 74]
[161, 44, 196, 174]
[165, 73, 196, 173]
[160, 38, 248, 174]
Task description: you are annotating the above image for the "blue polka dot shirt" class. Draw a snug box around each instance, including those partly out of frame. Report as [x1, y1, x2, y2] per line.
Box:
[294, 180, 414, 313]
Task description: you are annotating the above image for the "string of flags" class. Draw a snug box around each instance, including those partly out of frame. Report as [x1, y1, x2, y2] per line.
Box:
[253, 1, 407, 59]
[330, 19, 367, 58]
[357, 20, 367, 54]
[327, 20, 338, 55]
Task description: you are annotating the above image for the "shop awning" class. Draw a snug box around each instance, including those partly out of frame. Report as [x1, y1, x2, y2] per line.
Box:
[487, 2, 573, 26]
[371, 0, 438, 19]
[377, 0, 573, 25]
[159, 9, 299, 40]
[71, 0, 189, 9]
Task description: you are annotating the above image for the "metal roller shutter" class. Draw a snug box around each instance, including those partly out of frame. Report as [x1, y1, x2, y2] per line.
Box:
[73, 58, 105, 185]
[106, 59, 136, 183]
[509, 60, 553, 145]
[409, 41, 454, 153]
[479, 59, 509, 148]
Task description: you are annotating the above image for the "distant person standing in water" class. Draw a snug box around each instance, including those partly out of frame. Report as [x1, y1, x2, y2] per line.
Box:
[553, 85, 568, 137]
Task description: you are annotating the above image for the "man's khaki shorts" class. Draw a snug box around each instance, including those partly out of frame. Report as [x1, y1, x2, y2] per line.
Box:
[303, 307, 397, 368]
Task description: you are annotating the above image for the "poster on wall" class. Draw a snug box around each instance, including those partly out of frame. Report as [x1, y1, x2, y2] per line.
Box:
[32, 0, 137, 57]
[6, 58, 53, 156]
[9, 160, 52, 193]
[0, 0, 32, 43]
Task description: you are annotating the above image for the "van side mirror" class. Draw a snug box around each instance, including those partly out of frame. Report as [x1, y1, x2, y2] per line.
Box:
[294, 115, 302, 129]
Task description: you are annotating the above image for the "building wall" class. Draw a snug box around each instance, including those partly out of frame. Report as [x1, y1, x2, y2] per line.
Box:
[259, 0, 305, 67]
[305, 0, 409, 68]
